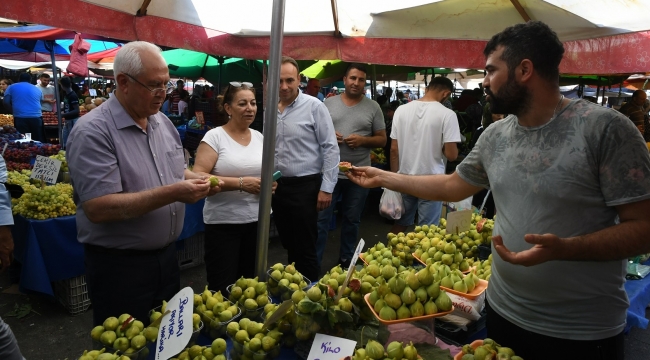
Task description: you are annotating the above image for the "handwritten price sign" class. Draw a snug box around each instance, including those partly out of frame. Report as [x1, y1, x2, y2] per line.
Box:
[155, 287, 194, 360]
[307, 333, 356, 360]
[30, 155, 62, 184]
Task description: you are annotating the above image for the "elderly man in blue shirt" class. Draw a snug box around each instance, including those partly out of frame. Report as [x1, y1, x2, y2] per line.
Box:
[272, 56, 339, 280]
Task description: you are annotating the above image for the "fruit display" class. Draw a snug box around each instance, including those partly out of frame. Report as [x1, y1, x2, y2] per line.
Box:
[12, 182, 76, 220]
[434, 264, 487, 298]
[0, 114, 13, 126]
[50, 150, 69, 172]
[228, 276, 271, 319]
[88, 314, 156, 359]
[2, 141, 61, 164]
[6, 161, 32, 172]
[267, 262, 310, 301]
[228, 317, 283, 360]
[42, 111, 59, 126]
[456, 338, 523, 360]
[370, 148, 387, 165]
[194, 287, 242, 339]
[0, 125, 20, 140]
[350, 340, 419, 360]
[364, 263, 454, 322]
[168, 339, 228, 360]
[261, 302, 296, 347]
[471, 256, 492, 281]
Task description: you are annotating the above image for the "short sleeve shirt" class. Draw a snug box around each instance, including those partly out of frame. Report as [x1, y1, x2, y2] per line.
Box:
[67, 96, 186, 250]
[456, 99, 650, 340]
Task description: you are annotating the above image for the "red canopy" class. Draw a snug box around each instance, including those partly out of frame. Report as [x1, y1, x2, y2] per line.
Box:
[4, 0, 650, 74]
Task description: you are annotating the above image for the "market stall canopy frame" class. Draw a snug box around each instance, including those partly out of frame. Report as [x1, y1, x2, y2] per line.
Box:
[3, 0, 650, 73]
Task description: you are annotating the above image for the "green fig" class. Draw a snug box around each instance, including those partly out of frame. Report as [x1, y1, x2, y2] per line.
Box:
[403, 341, 418, 360]
[424, 298, 438, 315]
[453, 280, 468, 293]
[386, 341, 404, 359]
[415, 287, 428, 303]
[427, 281, 441, 299]
[379, 306, 397, 321]
[400, 286, 417, 305]
[90, 325, 105, 341]
[103, 317, 119, 332]
[410, 300, 424, 317]
[435, 291, 453, 312]
[396, 303, 411, 319]
[100, 330, 116, 346]
[416, 267, 434, 285]
[365, 340, 385, 360]
[384, 293, 402, 309]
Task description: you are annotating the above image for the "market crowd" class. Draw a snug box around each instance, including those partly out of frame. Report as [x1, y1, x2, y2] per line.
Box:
[0, 20, 649, 360]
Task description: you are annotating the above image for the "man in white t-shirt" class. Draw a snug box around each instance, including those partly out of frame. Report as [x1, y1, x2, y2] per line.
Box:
[38, 73, 56, 112]
[389, 76, 460, 233]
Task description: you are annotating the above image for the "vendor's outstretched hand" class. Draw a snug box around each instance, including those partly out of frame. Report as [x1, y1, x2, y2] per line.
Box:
[492, 233, 563, 267]
[345, 166, 385, 188]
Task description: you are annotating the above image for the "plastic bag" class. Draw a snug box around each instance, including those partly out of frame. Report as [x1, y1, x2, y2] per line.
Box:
[379, 189, 404, 220]
[447, 292, 486, 321]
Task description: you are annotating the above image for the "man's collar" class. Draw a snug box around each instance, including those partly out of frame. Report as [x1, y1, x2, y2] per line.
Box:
[281, 91, 301, 109]
[109, 95, 159, 130]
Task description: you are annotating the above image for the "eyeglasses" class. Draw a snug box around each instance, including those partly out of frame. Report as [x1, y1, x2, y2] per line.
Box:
[124, 73, 167, 96]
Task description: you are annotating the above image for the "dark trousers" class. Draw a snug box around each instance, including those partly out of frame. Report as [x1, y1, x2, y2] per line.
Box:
[486, 302, 624, 360]
[204, 222, 257, 295]
[272, 174, 321, 281]
[84, 243, 180, 326]
[13, 117, 45, 142]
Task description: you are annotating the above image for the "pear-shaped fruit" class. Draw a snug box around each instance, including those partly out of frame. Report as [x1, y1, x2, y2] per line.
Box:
[400, 287, 417, 305]
[410, 301, 425, 317]
[306, 286, 321, 302]
[435, 291, 453, 312]
[113, 337, 130, 352]
[396, 303, 411, 319]
[379, 306, 397, 321]
[453, 280, 468, 293]
[384, 293, 402, 310]
[464, 275, 476, 292]
[404, 342, 418, 360]
[226, 321, 239, 337]
[374, 299, 386, 314]
[211, 337, 227, 355]
[441, 275, 453, 289]
[100, 330, 116, 346]
[424, 298, 438, 315]
[386, 341, 404, 359]
[235, 329, 250, 343]
[91, 325, 105, 341]
[103, 317, 119, 332]
[416, 267, 433, 286]
[365, 340, 385, 360]
[131, 334, 147, 350]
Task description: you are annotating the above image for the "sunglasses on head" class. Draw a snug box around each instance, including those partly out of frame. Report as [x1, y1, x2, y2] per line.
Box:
[230, 81, 253, 88]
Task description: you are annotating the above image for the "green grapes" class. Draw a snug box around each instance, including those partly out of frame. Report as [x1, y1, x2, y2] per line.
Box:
[49, 150, 68, 172]
[8, 170, 76, 220]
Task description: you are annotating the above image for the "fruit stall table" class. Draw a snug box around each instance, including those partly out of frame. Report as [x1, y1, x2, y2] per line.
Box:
[11, 198, 206, 297]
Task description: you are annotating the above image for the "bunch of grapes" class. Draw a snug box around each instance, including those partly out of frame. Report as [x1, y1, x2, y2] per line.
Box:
[12, 183, 76, 220]
[49, 150, 68, 172]
[7, 170, 34, 188]
[6, 161, 32, 172]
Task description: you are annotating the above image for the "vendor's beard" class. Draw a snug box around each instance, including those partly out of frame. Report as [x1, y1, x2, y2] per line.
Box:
[486, 76, 530, 116]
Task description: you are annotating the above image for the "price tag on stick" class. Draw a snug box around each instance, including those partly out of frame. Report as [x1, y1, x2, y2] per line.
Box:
[336, 238, 365, 302]
[155, 287, 194, 360]
[262, 300, 293, 330]
[307, 333, 356, 360]
[30, 155, 62, 185]
[446, 209, 473, 235]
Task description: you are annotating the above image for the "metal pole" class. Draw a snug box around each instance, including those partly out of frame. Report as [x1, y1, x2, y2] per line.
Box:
[47, 41, 63, 143]
[371, 64, 377, 100]
[256, 0, 285, 279]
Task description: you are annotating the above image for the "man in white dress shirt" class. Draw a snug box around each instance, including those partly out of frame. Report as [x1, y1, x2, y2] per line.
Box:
[272, 56, 339, 280]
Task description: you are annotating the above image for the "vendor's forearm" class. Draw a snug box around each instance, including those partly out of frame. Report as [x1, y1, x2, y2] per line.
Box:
[82, 185, 178, 223]
[214, 176, 246, 192]
[562, 219, 650, 262]
[382, 171, 479, 203]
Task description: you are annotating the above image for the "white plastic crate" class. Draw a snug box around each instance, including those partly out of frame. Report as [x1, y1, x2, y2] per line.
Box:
[53, 275, 91, 316]
[177, 232, 205, 270]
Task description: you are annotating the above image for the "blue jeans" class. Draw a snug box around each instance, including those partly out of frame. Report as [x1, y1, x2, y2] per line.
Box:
[316, 179, 370, 266]
[62, 118, 77, 149]
[396, 193, 442, 227]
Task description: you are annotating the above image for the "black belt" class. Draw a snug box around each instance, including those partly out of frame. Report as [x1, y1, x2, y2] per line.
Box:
[276, 173, 321, 185]
[84, 242, 172, 256]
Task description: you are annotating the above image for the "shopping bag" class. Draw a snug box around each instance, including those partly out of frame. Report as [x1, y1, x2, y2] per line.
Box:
[379, 188, 404, 220]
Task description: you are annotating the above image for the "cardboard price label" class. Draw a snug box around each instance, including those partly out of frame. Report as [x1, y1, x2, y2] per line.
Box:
[30, 155, 62, 184]
[446, 209, 473, 234]
[307, 333, 356, 360]
[155, 287, 194, 360]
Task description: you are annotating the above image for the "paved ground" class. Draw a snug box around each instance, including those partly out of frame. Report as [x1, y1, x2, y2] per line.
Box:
[0, 191, 648, 359]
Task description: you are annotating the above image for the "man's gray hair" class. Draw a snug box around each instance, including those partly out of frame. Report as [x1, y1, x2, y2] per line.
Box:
[113, 41, 163, 88]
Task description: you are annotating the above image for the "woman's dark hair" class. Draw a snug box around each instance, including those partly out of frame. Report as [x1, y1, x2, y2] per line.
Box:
[217, 83, 256, 118]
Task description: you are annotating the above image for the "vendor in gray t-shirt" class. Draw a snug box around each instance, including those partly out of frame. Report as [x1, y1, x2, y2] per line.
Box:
[345, 22, 650, 360]
[316, 63, 385, 269]
[37, 73, 56, 112]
